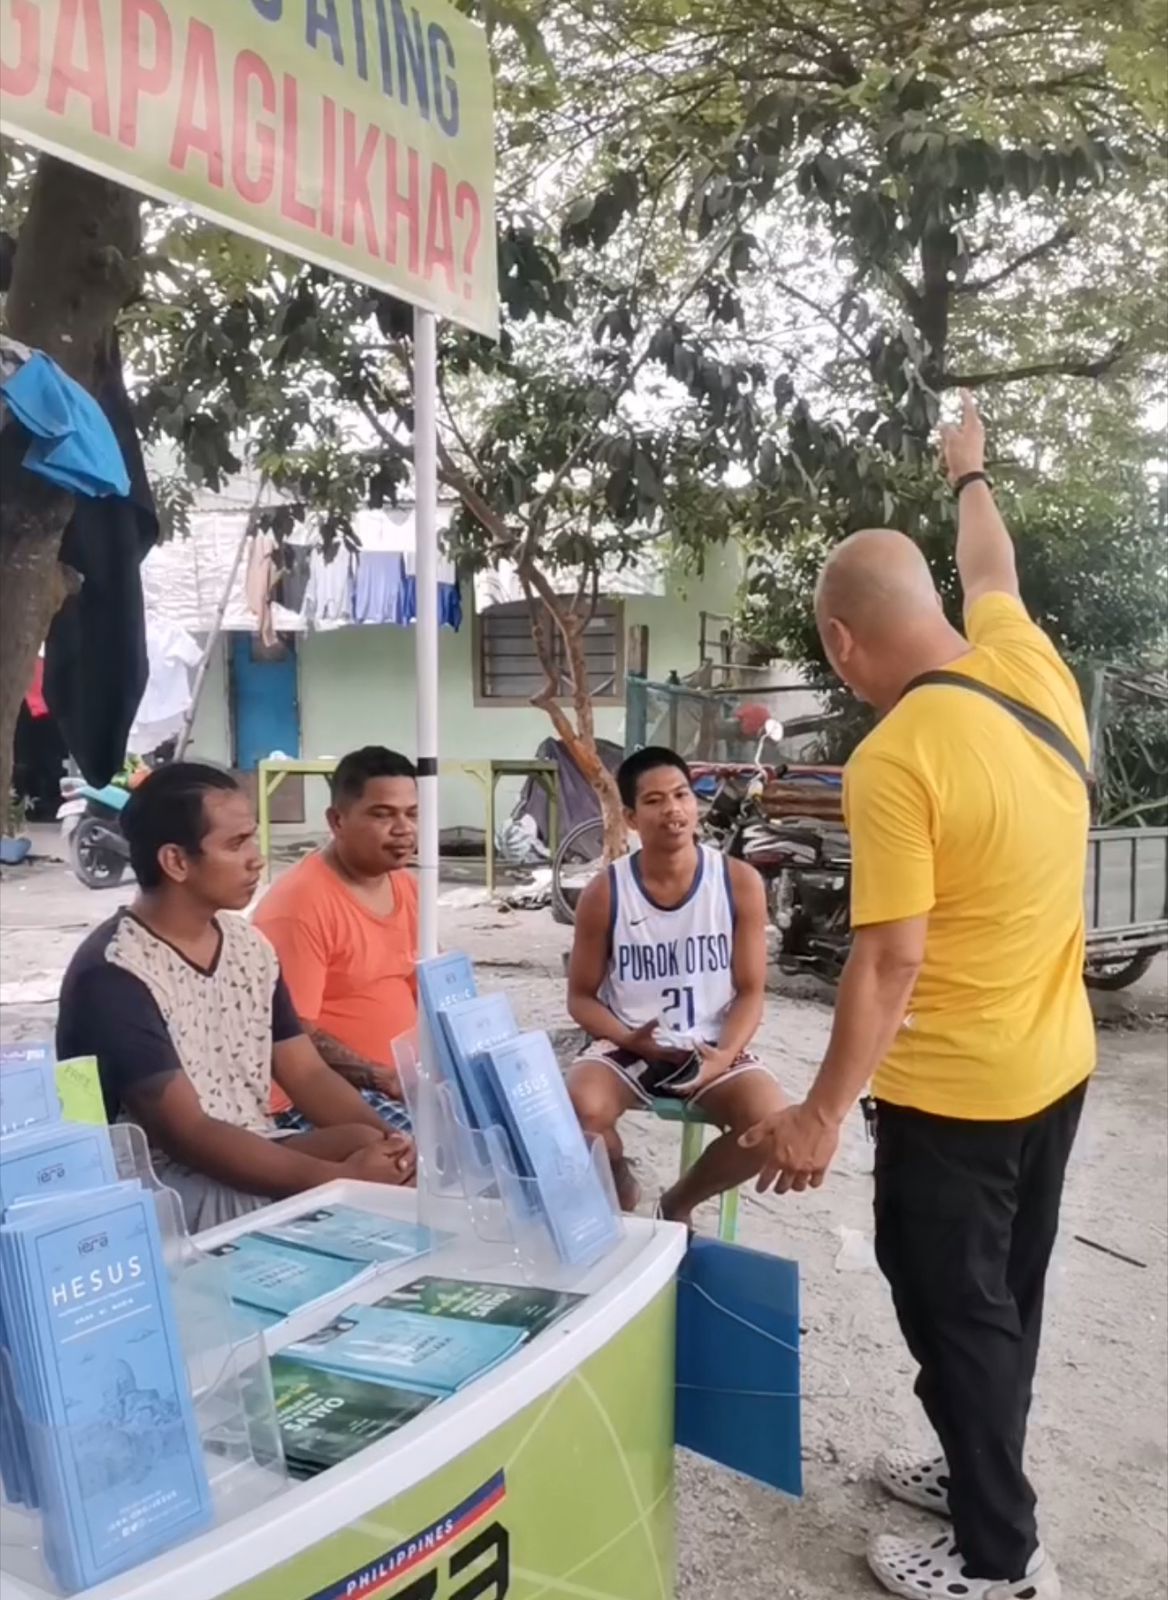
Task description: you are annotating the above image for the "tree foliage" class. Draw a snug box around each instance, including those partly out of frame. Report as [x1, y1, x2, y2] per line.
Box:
[1, 0, 1165, 827]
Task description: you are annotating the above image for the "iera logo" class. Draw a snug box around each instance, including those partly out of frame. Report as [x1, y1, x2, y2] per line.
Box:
[77, 1233, 109, 1254]
[36, 1164, 66, 1185]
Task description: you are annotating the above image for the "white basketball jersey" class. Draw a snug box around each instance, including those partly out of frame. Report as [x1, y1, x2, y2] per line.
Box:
[600, 845, 737, 1044]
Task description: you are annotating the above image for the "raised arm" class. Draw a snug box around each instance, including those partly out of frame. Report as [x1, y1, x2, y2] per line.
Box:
[940, 391, 1021, 615]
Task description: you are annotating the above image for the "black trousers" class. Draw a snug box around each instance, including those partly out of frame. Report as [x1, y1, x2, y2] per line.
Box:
[874, 1082, 1087, 1581]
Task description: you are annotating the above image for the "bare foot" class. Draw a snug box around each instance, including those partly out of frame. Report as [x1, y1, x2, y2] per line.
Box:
[612, 1156, 641, 1212]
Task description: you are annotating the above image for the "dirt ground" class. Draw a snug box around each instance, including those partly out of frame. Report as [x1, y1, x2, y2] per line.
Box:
[2, 838, 1165, 1599]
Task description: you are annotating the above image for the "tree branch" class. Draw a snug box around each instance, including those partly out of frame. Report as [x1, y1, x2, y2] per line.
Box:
[941, 342, 1128, 388]
[518, 214, 751, 567]
[955, 225, 1078, 294]
[355, 394, 516, 553]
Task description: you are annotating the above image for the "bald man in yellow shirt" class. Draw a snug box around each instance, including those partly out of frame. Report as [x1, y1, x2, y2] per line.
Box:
[744, 396, 1092, 1600]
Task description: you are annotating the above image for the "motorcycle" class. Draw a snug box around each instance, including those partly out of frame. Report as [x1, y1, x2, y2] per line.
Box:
[740, 813, 851, 982]
[699, 717, 853, 984]
[57, 778, 131, 889]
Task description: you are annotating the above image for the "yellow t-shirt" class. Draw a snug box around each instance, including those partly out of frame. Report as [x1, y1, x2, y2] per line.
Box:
[844, 592, 1096, 1120]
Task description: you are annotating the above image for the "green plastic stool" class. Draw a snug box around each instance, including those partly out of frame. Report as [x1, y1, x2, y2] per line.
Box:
[650, 1098, 740, 1242]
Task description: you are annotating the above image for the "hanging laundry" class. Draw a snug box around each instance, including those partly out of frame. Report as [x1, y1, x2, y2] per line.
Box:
[0, 350, 131, 499]
[401, 551, 462, 632]
[245, 531, 278, 647]
[278, 545, 312, 614]
[353, 550, 408, 624]
[439, 578, 463, 633]
[43, 336, 157, 787]
[127, 619, 204, 756]
[303, 549, 355, 627]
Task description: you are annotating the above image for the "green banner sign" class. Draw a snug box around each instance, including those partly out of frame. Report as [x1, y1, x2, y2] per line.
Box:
[0, 0, 498, 336]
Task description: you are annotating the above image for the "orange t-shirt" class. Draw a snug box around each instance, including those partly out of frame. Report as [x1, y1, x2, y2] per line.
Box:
[253, 853, 419, 1112]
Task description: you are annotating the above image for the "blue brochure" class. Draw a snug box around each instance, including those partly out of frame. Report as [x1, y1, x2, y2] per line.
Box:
[416, 952, 479, 1118]
[484, 1032, 622, 1268]
[0, 1183, 213, 1590]
[256, 1206, 441, 1268]
[675, 1235, 802, 1497]
[439, 993, 522, 1140]
[205, 1232, 364, 1318]
[285, 1301, 525, 1397]
[0, 1043, 60, 1137]
[0, 1123, 117, 1217]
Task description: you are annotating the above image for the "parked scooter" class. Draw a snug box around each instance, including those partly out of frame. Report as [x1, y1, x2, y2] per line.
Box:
[741, 814, 851, 982]
[703, 716, 853, 984]
[57, 778, 132, 889]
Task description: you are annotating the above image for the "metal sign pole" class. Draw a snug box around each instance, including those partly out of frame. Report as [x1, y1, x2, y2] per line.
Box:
[413, 308, 441, 962]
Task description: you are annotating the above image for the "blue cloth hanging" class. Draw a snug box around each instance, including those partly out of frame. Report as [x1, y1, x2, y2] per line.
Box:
[439, 580, 463, 632]
[1, 351, 130, 498]
[400, 572, 463, 632]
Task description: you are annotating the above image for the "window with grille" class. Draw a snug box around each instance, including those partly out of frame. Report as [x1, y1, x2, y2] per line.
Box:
[477, 599, 624, 703]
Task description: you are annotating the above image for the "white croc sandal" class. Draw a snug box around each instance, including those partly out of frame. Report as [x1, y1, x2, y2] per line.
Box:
[875, 1448, 951, 1515]
[867, 1532, 1061, 1600]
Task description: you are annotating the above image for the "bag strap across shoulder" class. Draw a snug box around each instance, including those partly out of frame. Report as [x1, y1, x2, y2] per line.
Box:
[902, 670, 1091, 789]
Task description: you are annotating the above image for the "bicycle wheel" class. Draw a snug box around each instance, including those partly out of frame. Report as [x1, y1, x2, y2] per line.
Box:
[551, 817, 607, 926]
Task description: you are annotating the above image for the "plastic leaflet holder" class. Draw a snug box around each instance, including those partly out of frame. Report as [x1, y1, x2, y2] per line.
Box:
[0, 1126, 287, 1598]
[394, 1031, 625, 1285]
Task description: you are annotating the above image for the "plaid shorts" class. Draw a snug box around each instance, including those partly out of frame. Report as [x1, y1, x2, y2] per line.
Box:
[275, 1087, 413, 1137]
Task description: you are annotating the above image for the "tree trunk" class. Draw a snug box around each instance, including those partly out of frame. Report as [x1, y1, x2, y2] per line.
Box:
[562, 613, 627, 861]
[0, 158, 141, 826]
[522, 574, 628, 862]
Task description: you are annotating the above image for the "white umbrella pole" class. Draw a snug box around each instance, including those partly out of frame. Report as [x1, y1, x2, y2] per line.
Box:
[413, 309, 441, 962]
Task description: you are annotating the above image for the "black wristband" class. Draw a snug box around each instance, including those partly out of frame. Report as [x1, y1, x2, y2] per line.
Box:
[954, 470, 992, 496]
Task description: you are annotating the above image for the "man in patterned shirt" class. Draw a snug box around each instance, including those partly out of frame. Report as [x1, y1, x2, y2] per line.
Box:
[57, 763, 415, 1232]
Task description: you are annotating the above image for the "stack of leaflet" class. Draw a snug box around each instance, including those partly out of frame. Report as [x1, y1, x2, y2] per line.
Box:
[270, 1278, 579, 1478]
[1, 1043, 106, 1133]
[418, 955, 623, 1269]
[0, 1120, 212, 1593]
[206, 1207, 440, 1332]
[0, 1044, 59, 1137]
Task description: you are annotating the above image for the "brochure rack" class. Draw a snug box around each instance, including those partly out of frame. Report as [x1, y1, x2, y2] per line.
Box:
[393, 1030, 625, 1284]
[0, 1180, 685, 1600]
[0, 1137, 287, 1599]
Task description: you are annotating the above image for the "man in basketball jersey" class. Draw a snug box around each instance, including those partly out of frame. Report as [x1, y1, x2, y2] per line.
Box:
[566, 746, 786, 1225]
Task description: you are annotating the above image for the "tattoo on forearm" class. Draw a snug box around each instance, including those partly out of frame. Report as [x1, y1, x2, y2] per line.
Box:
[308, 1028, 396, 1094]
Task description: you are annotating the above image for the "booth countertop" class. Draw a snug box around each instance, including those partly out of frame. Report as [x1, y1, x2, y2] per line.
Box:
[2, 1184, 687, 1600]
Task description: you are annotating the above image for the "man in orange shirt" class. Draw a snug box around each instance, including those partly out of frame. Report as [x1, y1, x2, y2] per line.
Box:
[253, 747, 420, 1136]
